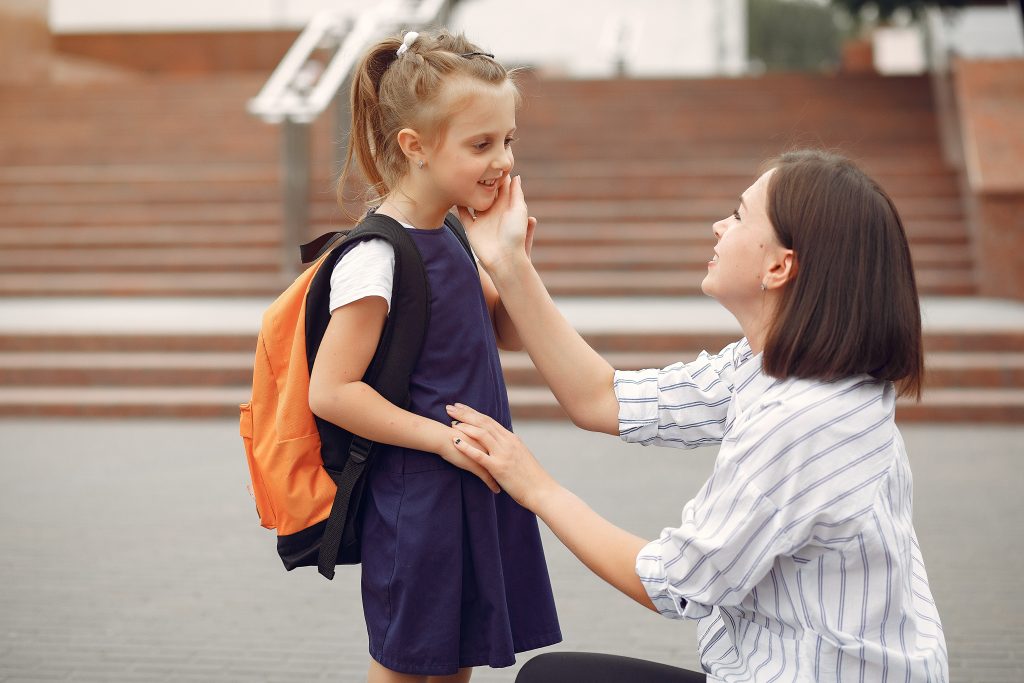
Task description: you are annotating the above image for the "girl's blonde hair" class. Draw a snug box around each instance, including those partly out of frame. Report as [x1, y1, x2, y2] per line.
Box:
[340, 29, 518, 206]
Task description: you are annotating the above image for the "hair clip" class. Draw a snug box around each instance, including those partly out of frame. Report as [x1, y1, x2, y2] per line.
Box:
[460, 51, 495, 59]
[396, 31, 419, 58]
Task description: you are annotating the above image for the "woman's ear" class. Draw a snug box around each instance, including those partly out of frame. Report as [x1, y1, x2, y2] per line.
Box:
[766, 249, 797, 290]
[396, 128, 425, 165]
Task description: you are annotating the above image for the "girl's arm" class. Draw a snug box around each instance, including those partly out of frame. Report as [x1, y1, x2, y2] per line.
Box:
[460, 178, 619, 435]
[448, 402, 655, 611]
[308, 296, 499, 492]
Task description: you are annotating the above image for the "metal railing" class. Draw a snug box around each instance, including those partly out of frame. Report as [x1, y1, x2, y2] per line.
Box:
[248, 0, 454, 277]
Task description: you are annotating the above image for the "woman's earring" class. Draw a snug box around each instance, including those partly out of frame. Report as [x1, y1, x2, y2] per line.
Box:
[760, 280, 768, 291]
[417, 159, 425, 169]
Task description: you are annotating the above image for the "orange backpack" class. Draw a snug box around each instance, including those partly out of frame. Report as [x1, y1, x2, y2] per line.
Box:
[240, 213, 472, 579]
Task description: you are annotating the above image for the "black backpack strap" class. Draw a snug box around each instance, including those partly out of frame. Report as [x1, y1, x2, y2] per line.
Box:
[304, 213, 431, 579]
[299, 231, 347, 264]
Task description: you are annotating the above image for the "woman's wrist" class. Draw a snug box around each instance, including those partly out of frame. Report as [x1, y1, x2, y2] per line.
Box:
[485, 250, 533, 290]
[524, 475, 568, 518]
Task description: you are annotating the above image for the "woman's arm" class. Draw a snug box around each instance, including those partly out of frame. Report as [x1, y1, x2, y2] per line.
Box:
[478, 215, 537, 351]
[479, 266, 523, 352]
[308, 296, 499, 492]
[447, 403, 655, 611]
[459, 178, 619, 434]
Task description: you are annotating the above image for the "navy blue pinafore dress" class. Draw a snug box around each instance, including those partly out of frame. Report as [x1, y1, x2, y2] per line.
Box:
[356, 225, 561, 676]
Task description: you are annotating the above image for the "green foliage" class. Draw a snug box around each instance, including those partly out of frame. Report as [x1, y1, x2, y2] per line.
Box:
[748, 0, 843, 71]
[830, 0, 967, 22]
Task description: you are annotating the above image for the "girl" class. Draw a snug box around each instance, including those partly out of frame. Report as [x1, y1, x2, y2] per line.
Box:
[448, 151, 948, 682]
[307, 30, 561, 683]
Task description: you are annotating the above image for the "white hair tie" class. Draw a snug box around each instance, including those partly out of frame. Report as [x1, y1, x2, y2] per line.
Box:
[396, 31, 419, 58]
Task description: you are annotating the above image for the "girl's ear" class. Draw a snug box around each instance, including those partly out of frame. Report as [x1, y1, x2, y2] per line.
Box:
[765, 249, 797, 290]
[396, 127, 425, 165]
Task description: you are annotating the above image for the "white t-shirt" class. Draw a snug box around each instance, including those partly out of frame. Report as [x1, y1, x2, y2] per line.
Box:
[328, 237, 397, 313]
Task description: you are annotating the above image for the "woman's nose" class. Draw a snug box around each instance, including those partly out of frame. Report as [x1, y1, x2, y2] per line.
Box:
[712, 219, 726, 239]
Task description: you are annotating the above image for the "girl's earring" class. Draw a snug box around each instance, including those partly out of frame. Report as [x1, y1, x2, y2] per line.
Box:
[760, 280, 768, 291]
[417, 159, 425, 170]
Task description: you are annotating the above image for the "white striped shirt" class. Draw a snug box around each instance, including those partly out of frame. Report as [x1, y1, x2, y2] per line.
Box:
[615, 339, 947, 683]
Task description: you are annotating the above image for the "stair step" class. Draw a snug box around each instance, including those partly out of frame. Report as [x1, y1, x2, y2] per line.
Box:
[0, 244, 973, 273]
[3, 349, 1022, 390]
[4, 328, 1019, 354]
[0, 384, 1020, 423]
[499, 351, 1024, 389]
[0, 225, 282, 248]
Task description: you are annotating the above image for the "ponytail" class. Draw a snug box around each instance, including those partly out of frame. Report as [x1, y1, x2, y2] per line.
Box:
[340, 37, 402, 206]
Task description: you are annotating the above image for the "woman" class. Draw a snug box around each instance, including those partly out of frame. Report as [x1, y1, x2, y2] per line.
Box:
[446, 150, 948, 682]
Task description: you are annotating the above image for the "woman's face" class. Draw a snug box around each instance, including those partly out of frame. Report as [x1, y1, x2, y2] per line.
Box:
[701, 169, 789, 316]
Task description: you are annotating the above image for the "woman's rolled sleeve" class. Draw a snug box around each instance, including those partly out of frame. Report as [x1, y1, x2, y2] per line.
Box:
[614, 344, 739, 449]
[636, 538, 714, 620]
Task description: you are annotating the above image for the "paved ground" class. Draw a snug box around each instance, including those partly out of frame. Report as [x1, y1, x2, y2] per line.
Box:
[4, 296, 1024, 336]
[0, 418, 1021, 682]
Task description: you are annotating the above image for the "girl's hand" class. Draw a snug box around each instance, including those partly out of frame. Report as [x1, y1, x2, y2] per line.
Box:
[446, 403, 557, 511]
[438, 427, 501, 494]
[457, 175, 535, 271]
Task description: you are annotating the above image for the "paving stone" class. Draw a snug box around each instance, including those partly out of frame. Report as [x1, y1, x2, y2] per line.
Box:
[0, 419, 1021, 681]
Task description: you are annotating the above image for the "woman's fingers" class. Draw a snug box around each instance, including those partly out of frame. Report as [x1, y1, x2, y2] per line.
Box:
[446, 403, 500, 431]
[467, 461, 500, 493]
[456, 205, 474, 226]
[451, 420, 494, 450]
[453, 433, 490, 464]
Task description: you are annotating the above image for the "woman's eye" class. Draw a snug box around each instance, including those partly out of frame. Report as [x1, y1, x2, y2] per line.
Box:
[732, 208, 741, 220]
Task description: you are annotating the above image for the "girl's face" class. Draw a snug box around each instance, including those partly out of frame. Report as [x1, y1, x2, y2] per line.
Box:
[422, 79, 517, 212]
[702, 169, 789, 316]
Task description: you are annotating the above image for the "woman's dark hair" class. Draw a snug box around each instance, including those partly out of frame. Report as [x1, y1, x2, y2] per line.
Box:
[761, 150, 924, 399]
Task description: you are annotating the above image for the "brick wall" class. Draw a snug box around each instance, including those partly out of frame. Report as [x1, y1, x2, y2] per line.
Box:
[53, 30, 299, 74]
[0, 0, 51, 83]
[954, 57, 1024, 300]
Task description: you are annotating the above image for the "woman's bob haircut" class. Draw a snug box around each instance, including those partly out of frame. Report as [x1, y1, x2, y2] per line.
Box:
[761, 150, 924, 400]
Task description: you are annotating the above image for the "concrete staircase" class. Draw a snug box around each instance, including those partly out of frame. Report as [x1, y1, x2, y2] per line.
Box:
[1, 72, 1021, 421]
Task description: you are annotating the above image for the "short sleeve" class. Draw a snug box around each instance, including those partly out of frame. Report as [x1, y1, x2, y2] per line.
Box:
[613, 342, 740, 449]
[329, 239, 395, 313]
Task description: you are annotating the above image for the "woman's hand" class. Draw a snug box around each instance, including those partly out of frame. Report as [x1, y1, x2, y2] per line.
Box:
[447, 404, 656, 612]
[437, 426, 500, 493]
[457, 175, 536, 272]
[446, 402, 557, 511]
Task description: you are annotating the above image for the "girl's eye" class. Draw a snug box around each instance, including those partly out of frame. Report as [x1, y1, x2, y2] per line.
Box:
[504, 136, 517, 148]
[474, 142, 490, 151]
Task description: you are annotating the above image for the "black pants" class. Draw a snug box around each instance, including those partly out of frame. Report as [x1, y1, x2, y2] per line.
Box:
[516, 653, 706, 682]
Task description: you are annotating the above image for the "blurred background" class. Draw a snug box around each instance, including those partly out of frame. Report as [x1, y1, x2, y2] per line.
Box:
[1, 1, 1023, 681]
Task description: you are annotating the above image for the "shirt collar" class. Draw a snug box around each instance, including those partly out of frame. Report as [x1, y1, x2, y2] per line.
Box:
[731, 338, 780, 413]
